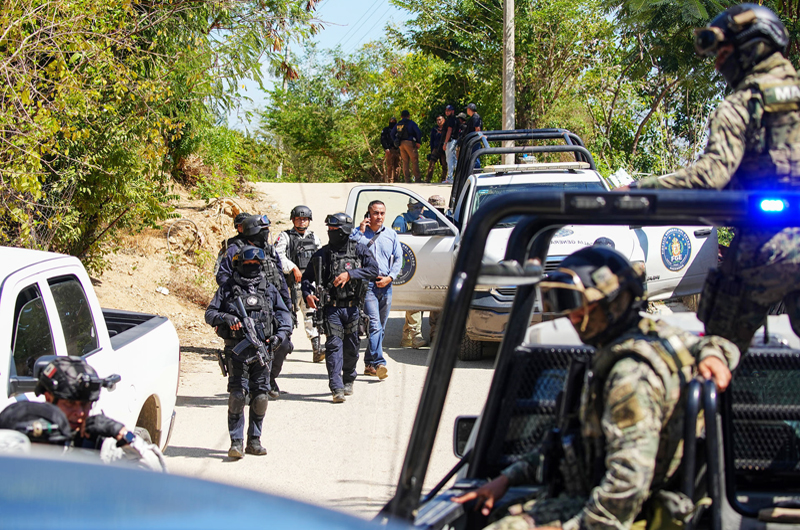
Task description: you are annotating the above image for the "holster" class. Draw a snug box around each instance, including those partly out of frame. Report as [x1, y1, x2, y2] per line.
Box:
[217, 350, 228, 377]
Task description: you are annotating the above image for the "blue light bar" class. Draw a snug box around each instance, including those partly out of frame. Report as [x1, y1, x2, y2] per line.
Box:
[760, 199, 787, 213]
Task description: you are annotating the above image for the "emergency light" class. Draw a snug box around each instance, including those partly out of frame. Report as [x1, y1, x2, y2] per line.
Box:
[759, 198, 787, 213]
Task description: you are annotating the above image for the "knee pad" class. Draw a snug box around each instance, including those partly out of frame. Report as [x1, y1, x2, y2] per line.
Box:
[251, 393, 268, 416]
[228, 390, 246, 415]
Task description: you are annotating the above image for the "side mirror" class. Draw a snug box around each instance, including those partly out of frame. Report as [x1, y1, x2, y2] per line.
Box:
[412, 218, 454, 237]
[453, 415, 478, 458]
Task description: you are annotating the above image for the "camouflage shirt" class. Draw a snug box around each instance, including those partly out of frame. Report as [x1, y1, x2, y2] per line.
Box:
[500, 318, 739, 530]
[638, 53, 800, 191]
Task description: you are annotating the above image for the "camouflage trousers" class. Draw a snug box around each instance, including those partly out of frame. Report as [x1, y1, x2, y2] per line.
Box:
[485, 494, 586, 530]
[700, 228, 800, 354]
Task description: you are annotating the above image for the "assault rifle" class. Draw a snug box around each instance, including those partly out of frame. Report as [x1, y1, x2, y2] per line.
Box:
[231, 296, 272, 367]
[538, 354, 591, 497]
[311, 255, 330, 338]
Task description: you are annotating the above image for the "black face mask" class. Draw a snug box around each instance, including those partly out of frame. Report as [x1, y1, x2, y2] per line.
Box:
[238, 262, 262, 278]
[249, 230, 269, 248]
[328, 229, 348, 248]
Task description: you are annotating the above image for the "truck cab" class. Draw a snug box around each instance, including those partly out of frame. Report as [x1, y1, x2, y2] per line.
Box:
[346, 129, 717, 360]
[379, 188, 800, 529]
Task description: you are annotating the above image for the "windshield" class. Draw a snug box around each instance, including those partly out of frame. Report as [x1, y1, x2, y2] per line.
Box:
[473, 181, 606, 227]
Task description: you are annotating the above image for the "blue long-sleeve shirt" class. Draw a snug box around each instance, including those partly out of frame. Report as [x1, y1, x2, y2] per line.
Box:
[390, 118, 422, 144]
[350, 225, 402, 280]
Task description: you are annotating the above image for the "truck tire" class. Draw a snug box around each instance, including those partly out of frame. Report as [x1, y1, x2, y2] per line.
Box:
[133, 426, 153, 444]
[458, 336, 483, 361]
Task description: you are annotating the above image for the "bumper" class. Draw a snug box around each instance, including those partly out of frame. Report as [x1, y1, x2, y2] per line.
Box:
[465, 289, 546, 343]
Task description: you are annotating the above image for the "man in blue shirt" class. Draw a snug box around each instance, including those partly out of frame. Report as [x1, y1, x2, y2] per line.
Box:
[390, 109, 422, 183]
[351, 200, 402, 379]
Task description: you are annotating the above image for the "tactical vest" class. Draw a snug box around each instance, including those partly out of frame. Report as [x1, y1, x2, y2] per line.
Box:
[730, 78, 800, 190]
[326, 241, 363, 301]
[263, 245, 282, 290]
[285, 229, 316, 271]
[394, 119, 411, 146]
[215, 281, 274, 341]
[579, 318, 696, 492]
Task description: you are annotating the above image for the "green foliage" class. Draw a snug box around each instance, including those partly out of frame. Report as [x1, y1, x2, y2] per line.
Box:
[0, 0, 318, 267]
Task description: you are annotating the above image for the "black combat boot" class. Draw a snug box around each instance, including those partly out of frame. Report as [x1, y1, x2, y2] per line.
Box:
[312, 337, 325, 363]
[245, 437, 267, 456]
[228, 439, 244, 459]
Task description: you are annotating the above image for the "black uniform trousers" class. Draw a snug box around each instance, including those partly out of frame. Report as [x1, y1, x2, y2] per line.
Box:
[324, 305, 360, 391]
[225, 344, 270, 441]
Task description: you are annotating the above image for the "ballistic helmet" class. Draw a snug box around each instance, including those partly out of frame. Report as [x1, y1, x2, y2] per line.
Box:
[232, 245, 266, 277]
[539, 246, 646, 346]
[695, 4, 788, 87]
[233, 212, 251, 229]
[242, 214, 270, 237]
[0, 402, 72, 445]
[325, 213, 354, 235]
[34, 357, 120, 403]
[290, 205, 313, 220]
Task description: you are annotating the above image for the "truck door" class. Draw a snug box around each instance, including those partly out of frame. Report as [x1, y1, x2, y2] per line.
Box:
[634, 226, 718, 300]
[345, 186, 458, 311]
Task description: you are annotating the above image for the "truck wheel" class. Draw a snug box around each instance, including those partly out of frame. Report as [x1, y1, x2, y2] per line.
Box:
[458, 336, 483, 361]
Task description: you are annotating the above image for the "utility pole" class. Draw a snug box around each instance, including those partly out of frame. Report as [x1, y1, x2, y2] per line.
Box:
[502, 0, 515, 165]
[276, 33, 290, 180]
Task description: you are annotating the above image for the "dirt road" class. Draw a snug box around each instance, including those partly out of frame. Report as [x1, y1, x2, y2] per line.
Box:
[161, 182, 494, 519]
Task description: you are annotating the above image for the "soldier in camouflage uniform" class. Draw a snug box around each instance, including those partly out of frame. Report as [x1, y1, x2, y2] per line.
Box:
[453, 247, 739, 529]
[625, 4, 800, 354]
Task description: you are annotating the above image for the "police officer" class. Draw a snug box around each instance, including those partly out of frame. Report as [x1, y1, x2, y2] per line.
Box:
[426, 115, 447, 183]
[391, 110, 423, 183]
[381, 117, 400, 183]
[206, 245, 292, 458]
[275, 205, 324, 362]
[217, 214, 293, 396]
[465, 103, 483, 169]
[453, 247, 738, 529]
[391, 198, 425, 233]
[300, 213, 378, 403]
[31, 356, 166, 470]
[624, 4, 800, 355]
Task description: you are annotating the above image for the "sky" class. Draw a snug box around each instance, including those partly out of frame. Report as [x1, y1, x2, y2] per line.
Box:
[228, 0, 411, 131]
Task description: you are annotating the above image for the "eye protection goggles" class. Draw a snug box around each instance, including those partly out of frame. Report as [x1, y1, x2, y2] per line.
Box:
[238, 247, 267, 262]
[539, 268, 589, 317]
[253, 215, 271, 228]
[694, 26, 727, 56]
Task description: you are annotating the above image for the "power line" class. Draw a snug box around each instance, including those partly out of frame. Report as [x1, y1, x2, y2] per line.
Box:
[339, 0, 386, 49]
[333, 0, 383, 49]
[347, 5, 394, 53]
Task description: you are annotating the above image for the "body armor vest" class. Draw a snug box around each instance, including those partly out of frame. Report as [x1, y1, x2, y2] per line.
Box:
[263, 245, 282, 290]
[731, 77, 800, 190]
[327, 241, 363, 301]
[579, 318, 696, 491]
[216, 281, 274, 341]
[285, 229, 316, 271]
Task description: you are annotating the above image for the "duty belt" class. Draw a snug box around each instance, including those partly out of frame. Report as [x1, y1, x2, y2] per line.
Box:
[330, 299, 358, 307]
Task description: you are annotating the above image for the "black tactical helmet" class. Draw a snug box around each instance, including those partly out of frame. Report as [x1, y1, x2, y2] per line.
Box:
[233, 212, 251, 229]
[242, 214, 270, 237]
[325, 213, 354, 235]
[0, 402, 72, 445]
[34, 357, 120, 403]
[695, 4, 788, 86]
[232, 245, 266, 276]
[290, 205, 313, 220]
[539, 246, 646, 346]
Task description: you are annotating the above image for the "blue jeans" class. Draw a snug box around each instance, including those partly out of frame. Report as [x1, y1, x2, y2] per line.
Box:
[364, 282, 392, 367]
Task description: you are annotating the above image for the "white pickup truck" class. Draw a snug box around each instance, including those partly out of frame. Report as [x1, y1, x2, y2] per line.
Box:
[0, 247, 180, 449]
[345, 161, 717, 359]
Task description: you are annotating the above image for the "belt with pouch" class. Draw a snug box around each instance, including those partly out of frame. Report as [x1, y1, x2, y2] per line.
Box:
[330, 299, 358, 307]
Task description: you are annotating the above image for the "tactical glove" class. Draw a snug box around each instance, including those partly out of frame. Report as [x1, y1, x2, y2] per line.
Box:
[85, 414, 125, 440]
[222, 314, 240, 328]
[268, 335, 281, 349]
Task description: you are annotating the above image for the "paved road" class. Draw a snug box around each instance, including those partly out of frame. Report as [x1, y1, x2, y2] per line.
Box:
[163, 182, 494, 519]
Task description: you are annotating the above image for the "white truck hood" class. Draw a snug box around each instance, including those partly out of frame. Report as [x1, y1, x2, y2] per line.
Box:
[481, 225, 639, 264]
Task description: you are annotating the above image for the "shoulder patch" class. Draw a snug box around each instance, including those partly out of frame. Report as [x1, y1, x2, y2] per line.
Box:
[759, 81, 800, 112]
